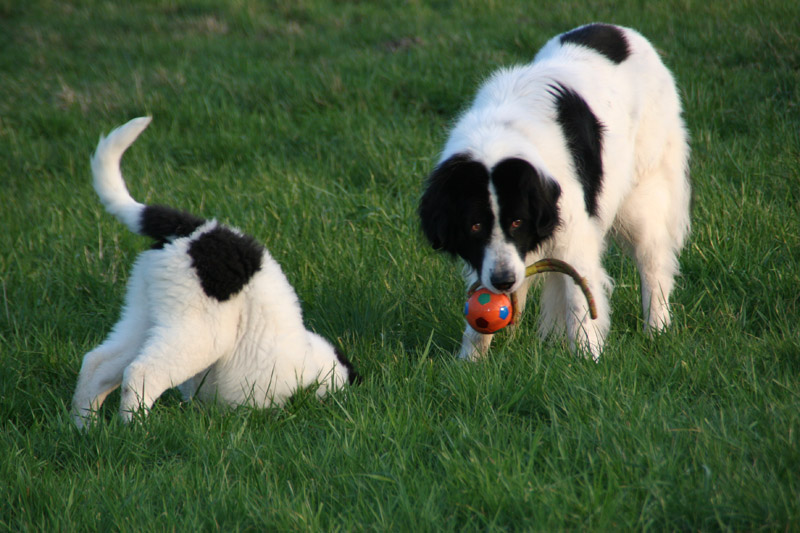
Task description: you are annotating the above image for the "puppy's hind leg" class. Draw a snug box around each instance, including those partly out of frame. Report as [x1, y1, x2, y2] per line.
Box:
[118, 312, 232, 422]
[71, 284, 150, 429]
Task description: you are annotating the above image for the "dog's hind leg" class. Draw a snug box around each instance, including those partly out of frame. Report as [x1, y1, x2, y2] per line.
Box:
[72, 339, 142, 429]
[117, 308, 235, 422]
[71, 277, 150, 429]
[616, 157, 690, 333]
[636, 238, 678, 332]
[614, 100, 690, 333]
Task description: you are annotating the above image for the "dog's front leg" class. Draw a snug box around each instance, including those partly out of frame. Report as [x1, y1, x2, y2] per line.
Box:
[565, 270, 610, 361]
[457, 325, 493, 361]
[509, 276, 533, 327]
[457, 276, 532, 360]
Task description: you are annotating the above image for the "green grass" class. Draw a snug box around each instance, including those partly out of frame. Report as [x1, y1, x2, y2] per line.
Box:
[2, 0, 799, 529]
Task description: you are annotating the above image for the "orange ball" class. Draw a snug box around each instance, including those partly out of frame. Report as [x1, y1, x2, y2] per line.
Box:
[464, 288, 513, 334]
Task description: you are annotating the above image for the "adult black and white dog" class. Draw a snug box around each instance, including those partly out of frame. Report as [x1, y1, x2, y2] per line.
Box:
[72, 117, 357, 428]
[419, 23, 691, 361]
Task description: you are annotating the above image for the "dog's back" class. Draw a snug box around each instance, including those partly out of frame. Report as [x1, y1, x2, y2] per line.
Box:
[444, 24, 687, 208]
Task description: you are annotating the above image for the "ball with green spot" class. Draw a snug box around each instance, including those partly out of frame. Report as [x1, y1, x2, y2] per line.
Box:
[464, 288, 513, 334]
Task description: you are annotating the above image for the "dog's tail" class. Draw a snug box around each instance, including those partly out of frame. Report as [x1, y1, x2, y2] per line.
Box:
[91, 116, 153, 233]
[91, 117, 205, 244]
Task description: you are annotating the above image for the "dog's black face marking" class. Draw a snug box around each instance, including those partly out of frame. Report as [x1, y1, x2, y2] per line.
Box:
[549, 83, 605, 217]
[141, 205, 206, 249]
[187, 226, 263, 301]
[419, 153, 493, 272]
[491, 158, 562, 255]
[560, 23, 630, 64]
[419, 154, 562, 273]
[335, 348, 361, 385]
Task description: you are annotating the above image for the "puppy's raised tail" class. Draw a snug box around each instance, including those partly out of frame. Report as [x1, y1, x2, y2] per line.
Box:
[91, 116, 153, 233]
[91, 117, 205, 244]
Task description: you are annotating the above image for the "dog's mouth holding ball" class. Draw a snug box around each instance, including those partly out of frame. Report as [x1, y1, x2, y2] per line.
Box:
[465, 258, 598, 334]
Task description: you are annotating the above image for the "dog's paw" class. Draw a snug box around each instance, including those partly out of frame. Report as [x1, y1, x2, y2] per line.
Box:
[457, 327, 494, 361]
[457, 345, 481, 362]
[644, 307, 672, 335]
[71, 409, 95, 430]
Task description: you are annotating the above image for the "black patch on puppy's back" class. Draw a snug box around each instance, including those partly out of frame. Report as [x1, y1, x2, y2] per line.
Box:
[187, 226, 263, 302]
[560, 23, 630, 64]
[141, 205, 206, 248]
[549, 84, 604, 217]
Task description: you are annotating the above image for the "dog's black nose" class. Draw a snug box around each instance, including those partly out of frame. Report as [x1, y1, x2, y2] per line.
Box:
[490, 272, 516, 292]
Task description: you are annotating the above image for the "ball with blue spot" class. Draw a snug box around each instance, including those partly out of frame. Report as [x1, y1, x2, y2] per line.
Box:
[464, 288, 513, 334]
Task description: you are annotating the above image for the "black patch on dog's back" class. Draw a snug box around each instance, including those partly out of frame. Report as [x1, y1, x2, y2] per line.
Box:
[549, 84, 604, 217]
[187, 226, 263, 302]
[141, 205, 206, 248]
[560, 23, 630, 64]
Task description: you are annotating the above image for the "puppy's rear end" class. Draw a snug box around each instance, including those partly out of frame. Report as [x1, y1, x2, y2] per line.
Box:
[72, 118, 357, 428]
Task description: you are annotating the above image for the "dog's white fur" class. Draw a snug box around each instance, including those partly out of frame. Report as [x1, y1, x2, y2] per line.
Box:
[439, 25, 691, 360]
[72, 117, 353, 428]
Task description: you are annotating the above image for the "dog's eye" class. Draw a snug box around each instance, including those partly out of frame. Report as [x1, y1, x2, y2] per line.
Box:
[510, 219, 522, 231]
[470, 222, 482, 233]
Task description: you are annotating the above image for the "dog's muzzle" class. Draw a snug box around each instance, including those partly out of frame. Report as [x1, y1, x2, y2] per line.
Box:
[489, 270, 516, 292]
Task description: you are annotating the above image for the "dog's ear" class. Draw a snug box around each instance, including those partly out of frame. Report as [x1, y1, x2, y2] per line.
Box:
[532, 176, 561, 239]
[419, 154, 488, 253]
[418, 168, 450, 250]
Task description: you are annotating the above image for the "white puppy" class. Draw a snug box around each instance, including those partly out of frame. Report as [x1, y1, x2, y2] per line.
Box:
[72, 117, 357, 428]
[419, 24, 691, 360]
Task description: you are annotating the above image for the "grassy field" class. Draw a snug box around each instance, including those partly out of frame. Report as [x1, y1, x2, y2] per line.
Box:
[1, 0, 799, 530]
